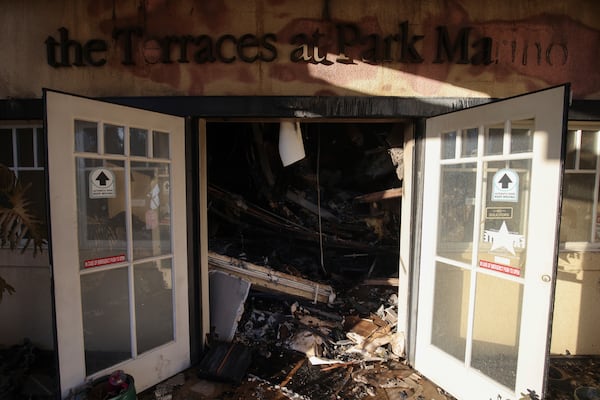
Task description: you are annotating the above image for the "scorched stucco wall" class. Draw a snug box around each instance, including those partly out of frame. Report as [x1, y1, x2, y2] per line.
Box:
[0, 0, 598, 99]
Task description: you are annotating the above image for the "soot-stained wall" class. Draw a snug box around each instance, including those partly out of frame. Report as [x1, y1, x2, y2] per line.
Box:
[0, 0, 598, 99]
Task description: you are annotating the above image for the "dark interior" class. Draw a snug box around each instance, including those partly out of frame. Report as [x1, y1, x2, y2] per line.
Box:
[206, 121, 406, 284]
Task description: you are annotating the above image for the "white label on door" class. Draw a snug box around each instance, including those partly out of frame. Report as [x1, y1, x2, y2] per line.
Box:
[89, 168, 116, 198]
[492, 168, 519, 202]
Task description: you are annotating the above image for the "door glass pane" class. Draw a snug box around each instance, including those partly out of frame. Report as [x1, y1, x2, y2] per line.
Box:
[17, 128, 34, 166]
[104, 124, 125, 155]
[479, 159, 530, 278]
[135, 259, 174, 354]
[485, 124, 504, 156]
[472, 274, 523, 390]
[441, 131, 457, 160]
[153, 131, 170, 159]
[461, 128, 478, 157]
[437, 163, 476, 263]
[81, 267, 131, 375]
[75, 120, 98, 153]
[130, 128, 148, 157]
[131, 161, 172, 260]
[76, 158, 127, 269]
[560, 173, 595, 242]
[510, 119, 534, 154]
[432, 262, 470, 361]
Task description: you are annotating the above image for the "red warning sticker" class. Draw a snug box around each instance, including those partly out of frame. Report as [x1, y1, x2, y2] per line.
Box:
[84, 254, 126, 269]
[479, 260, 521, 277]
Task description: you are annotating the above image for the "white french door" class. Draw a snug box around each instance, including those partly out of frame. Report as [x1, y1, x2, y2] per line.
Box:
[45, 90, 190, 398]
[414, 85, 569, 399]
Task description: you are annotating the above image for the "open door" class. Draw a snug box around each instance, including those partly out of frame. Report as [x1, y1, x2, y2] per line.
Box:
[45, 90, 190, 398]
[414, 85, 569, 399]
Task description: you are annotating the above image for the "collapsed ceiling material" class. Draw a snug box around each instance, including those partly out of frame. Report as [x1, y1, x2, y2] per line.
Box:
[206, 121, 405, 283]
[198, 120, 425, 399]
[194, 284, 454, 400]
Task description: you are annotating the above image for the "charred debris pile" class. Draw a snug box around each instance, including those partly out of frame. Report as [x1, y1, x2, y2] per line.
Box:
[206, 121, 405, 285]
[194, 122, 450, 400]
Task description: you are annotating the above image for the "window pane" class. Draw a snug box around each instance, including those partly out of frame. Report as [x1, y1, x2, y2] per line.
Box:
[472, 274, 522, 390]
[104, 124, 125, 155]
[135, 259, 174, 354]
[81, 268, 131, 375]
[510, 119, 534, 154]
[485, 124, 504, 156]
[153, 131, 169, 159]
[579, 130, 597, 170]
[19, 170, 48, 228]
[17, 128, 34, 167]
[0, 128, 13, 166]
[76, 158, 127, 268]
[131, 161, 172, 260]
[432, 262, 470, 361]
[565, 130, 578, 169]
[441, 131, 457, 160]
[130, 128, 148, 157]
[479, 160, 531, 277]
[75, 120, 98, 153]
[560, 173, 595, 242]
[461, 128, 478, 157]
[437, 163, 476, 263]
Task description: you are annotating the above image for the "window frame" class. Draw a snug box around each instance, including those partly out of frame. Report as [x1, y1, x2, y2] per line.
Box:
[560, 121, 600, 252]
[0, 121, 45, 173]
[0, 121, 47, 249]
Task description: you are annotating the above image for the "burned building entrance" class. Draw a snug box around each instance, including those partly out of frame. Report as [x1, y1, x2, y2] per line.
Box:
[41, 87, 573, 399]
[201, 119, 416, 399]
[202, 86, 569, 400]
[205, 120, 406, 286]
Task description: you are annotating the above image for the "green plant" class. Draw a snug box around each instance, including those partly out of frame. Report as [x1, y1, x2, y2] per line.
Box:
[0, 163, 46, 303]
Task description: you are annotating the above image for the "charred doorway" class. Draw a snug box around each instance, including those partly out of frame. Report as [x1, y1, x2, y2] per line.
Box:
[206, 121, 406, 287]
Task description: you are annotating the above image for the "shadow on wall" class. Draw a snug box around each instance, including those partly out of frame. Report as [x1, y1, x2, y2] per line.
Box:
[0, 252, 53, 350]
[41, 0, 599, 99]
[553, 251, 600, 355]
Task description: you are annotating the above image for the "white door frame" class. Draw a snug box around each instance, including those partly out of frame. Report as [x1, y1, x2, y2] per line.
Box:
[413, 85, 569, 400]
[45, 90, 191, 398]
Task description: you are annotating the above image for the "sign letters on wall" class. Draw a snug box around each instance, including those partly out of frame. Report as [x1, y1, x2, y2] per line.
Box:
[44, 22, 568, 68]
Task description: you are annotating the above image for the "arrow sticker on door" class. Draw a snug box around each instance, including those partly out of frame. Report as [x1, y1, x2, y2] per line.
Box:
[491, 168, 519, 202]
[89, 167, 116, 199]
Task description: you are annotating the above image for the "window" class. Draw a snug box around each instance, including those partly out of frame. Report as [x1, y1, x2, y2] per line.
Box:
[0, 123, 47, 247]
[560, 124, 600, 248]
[73, 120, 173, 269]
